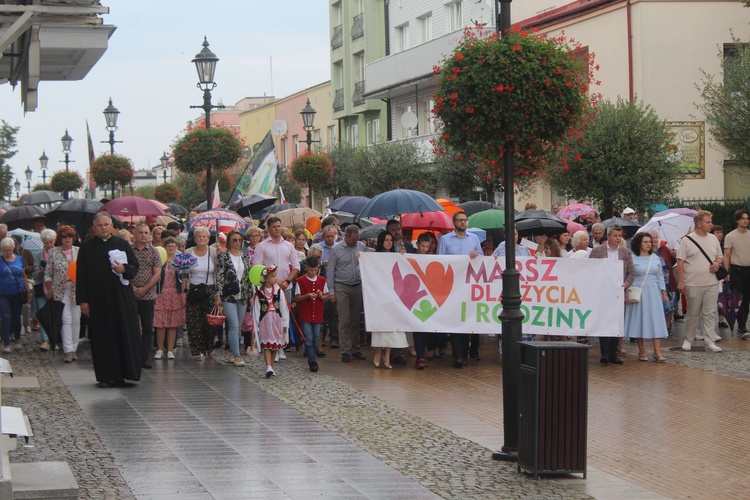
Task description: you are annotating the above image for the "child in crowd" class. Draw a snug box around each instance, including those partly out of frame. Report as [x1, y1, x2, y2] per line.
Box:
[413, 233, 440, 369]
[294, 256, 329, 372]
[252, 265, 289, 378]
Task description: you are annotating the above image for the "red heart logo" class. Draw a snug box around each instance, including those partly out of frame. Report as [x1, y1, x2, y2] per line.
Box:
[406, 258, 453, 307]
[392, 264, 427, 310]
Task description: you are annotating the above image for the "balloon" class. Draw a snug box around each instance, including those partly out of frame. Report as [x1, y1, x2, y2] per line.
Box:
[67, 260, 77, 282]
[306, 216, 322, 234]
[248, 265, 266, 286]
[156, 246, 167, 266]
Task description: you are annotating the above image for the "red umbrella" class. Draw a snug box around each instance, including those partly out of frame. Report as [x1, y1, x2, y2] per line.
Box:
[401, 211, 453, 231]
[98, 196, 169, 217]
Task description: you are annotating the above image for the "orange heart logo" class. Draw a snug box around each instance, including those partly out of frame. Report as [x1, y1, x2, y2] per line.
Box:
[406, 258, 453, 307]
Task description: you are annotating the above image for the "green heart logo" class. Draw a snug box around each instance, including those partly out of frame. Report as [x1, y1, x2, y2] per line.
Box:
[412, 299, 438, 322]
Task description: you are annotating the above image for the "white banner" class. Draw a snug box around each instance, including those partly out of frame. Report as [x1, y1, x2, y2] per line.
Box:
[360, 254, 624, 337]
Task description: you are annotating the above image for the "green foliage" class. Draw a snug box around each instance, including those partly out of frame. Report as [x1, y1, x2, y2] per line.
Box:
[91, 154, 134, 188]
[290, 151, 333, 191]
[547, 98, 682, 218]
[277, 167, 302, 204]
[154, 182, 180, 203]
[134, 185, 154, 199]
[32, 183, 50, 192]
[172, 126, 242, 175]
[323, 143, 359, 199]
[0, 120, 20, 202]
[432, 148, 505, 204]
[50, 170, 83, 194]
[174, 172, 203, 209]
[696, 34, 750, 166]
[350, 141, 432, 197]
[199, 169, 234, 201]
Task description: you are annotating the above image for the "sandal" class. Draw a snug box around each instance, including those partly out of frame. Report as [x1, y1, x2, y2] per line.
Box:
[653, 353, 666, 363]
[194, 354, 205, 361]
[638, 354, 649, 362]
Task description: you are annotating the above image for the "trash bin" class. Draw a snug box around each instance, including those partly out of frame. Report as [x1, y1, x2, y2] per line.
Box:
[517, 341, 589, 479]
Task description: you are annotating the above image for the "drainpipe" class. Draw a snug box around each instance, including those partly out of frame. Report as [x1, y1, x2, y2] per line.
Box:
[626, 0, 634, 101]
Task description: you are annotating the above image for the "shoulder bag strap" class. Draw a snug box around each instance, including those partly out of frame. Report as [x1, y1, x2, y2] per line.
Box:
[2, 257, 23, 292]
[685, 235, 714, 265]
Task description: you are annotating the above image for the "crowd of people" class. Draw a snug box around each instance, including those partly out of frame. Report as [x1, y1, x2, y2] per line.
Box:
[0, 201, 747, 386]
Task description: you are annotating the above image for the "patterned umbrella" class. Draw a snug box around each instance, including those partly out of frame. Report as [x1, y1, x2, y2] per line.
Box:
[172, 252, 198, 271]
[187, 209, 250, 234]
[555, 203, 595, 221]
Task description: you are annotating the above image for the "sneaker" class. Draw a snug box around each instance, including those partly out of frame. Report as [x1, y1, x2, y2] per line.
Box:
[278, 350, 287, 360]
[351, 352, 366, 361]
[742, 331, 750, 340]
[681, 340, 692, 351]
[274, 351, 279, 362]
[167, 351, 175, 360]
[175, 338, 183, 347]
[233, 355, 246, 367]
[246, 347, 253, 356]
[705, 343, 722, 352]
[154, 350, 164, 360]
[309, 361, 319, 372]
[265, 365, 275, 378]
[2, 345, 11, 353]
[341, 353, 351, 362]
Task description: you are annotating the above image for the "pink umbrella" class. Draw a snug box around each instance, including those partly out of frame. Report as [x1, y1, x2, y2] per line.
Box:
[557, 203, 595, 220]
[566, 220, 587, 235]
[401, 211, 454, 231]
[98, 196, 169, 217]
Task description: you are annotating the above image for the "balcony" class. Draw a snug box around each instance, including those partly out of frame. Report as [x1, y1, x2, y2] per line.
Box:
[333, 88, 344, 111]
[351, 13, 364, 39]
[331, 25, 343, 49]
[353, 81, 365, 105]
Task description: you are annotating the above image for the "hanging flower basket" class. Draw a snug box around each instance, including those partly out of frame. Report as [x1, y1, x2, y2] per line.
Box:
[154, 183, 180, 203]
[91, 154, 134, 188]
[172, 127, 242, 175]
[290, 151, 333, 190]
[50, 170, 83, 194]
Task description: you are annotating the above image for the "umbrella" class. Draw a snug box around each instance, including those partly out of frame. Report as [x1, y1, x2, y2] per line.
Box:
[269, 207, 322, 228]
[264, 203, 305, 216]
[516, 218, 568, 236]
[556, 203, 595, 220]
[334, 212, 376, 228]
[8, 229, 42, 252]
[327, 196, 370, 215]
[637, 213, 694, 247]
[195, 200, 227, 211]
[468, 209, 505, 229]
[718, 281, 742, 332]
[467, 227, 487, 242]
[437, 198, 462, 215]
[652, 207, 697, 218]
[566, 220, 588, 235]
[358, 189, 443, 218]
[230, 194, 277, 217]
[0, 203, 12, 211]
[187, 209, 250, 234]
[167, 203, 189, 216]
[515, 209, 567, 223]
[172, 252, 198, 271]
[360, 224, 387, 240]
[401, 211, 454, 231]
[46, 198, 103, 235]
[20, 190, 64, 206]
[457, 200, 504, 217]
[602, 217, 642, 238]
[0, 205, 47, 229]
[36, 299, 64, 358]
[650, 203, 669, 212]
[99, 196, 169, 217]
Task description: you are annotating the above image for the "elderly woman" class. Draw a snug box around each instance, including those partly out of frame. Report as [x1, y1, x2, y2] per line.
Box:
[185, 226, 218, 360]
[625, 232, 669, 361]
[33, 228, 56, 351]
[44, 226, 80, 362]
[153, 236, 185, 361]
[0, 237, 30, 352]
[215, 229, 253, 366]
[245, 226, 262, 262]
[567, 231, 592, 258]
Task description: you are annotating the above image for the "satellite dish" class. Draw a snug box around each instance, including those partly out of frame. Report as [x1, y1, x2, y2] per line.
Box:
[271, 119, 288, 136]
[469, 1, 492, 26]
[400, 110, 418, 130]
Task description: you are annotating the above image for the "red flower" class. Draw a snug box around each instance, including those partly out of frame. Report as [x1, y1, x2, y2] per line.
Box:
[450, 92, 458, 99]
[513, 45, 521, 51]
[455, 53, 465, 60]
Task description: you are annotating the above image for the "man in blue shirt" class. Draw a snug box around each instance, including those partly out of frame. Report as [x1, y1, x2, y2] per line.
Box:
[437, 211, 483, 368]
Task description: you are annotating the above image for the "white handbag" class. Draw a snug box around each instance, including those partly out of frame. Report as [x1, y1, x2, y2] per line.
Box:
[627, 254, 653, 304]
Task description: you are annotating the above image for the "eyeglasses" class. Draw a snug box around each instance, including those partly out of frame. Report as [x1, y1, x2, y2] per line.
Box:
[61, 235, 74, 239]
[454, 218, 468, 223]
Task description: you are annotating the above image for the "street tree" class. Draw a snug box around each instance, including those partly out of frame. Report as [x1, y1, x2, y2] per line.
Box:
[546, 97, 682, 218]
[0, 121, 20, 202]
[290, 151, 333, 208]
[351, 141, 431, 197]
[432, 148, 507, 203]
[324, 143, 359, 199]
[696, 35, 750, 167]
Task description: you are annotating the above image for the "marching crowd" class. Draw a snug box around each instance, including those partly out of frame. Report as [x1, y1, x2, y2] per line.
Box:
[0, 202, 748, 387]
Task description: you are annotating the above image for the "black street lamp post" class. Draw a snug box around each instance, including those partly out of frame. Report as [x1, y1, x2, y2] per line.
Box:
[39, 151, 48, 186]
[492, 0, 522, 463]
[102, 98, 122, 154]
[299, 98, 320, 209]
[14, 178, 20, 201]
[24, 166, 32, 194]
[60, 130, 74, 172]
[190, 37, 224, 210]
[160, 152, 169, 184]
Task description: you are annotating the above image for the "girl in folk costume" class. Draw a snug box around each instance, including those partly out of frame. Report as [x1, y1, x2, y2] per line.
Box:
[252, 265, 289, 378]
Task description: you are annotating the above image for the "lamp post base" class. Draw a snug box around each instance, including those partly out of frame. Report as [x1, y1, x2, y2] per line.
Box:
[492, 449, 518, 462]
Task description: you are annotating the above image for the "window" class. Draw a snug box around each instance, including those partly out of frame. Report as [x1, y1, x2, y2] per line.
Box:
[354, 51, 365, 81]
[293, 134, 299, 158]
[366, 118, 380, 146]
[347, 123, 359, 146]
[396, 24, 410, 52]
[422, 98, 437, 135]
[446, 1, 462, 33]
[280, 138, 287, 166]
[313, 130, 321, 152]
[333, 61, 344, 90]
[327, 124, 337, 146]
[418, 14, 433, 44]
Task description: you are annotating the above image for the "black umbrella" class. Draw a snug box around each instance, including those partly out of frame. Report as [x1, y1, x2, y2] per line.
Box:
[0, 203, 12, 211]
[36, 299, 64, 358]
[335, 212, 376, 228]
[229, 194, 277, 217]
[0, 205, 47, 230]
[195, 200, 227, 211]
[602, 217, 642, 238]
[515, 209, 566, 223]
[457, 200, 504, 217]
[360, 224, 387, 240]
[327, 196, 370, 214]
[20, 190, 64, 206]
[46, 198, 103, 236]
[167, 203, 189, 216]
[515, 218, 568, 236]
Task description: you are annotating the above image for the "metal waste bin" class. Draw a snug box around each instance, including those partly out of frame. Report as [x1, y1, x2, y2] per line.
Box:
[517, 341, 589, 479]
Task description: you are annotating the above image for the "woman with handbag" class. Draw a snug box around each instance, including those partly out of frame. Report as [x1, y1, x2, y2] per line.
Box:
[0, 237, 30, 352]
[153, 237, 185, 361]
[216, 229, 253, 367]
[43, 226, 80, 362]
[184, 226, 218, 361]
[625, 232, 669, 362]
[33, 229, 56, 351]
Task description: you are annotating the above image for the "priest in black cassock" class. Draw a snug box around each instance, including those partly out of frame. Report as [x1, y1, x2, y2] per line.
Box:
[76, 212, 142, 387]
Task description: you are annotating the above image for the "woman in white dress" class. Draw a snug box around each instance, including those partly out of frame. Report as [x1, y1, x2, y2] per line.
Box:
[371, 230, 408, 369]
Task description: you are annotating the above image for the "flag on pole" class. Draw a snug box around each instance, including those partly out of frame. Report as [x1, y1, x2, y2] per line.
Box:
[86, 120, 97, 192]
[211, 181, 221, 208]
[227, 131, 278, 205]
[278, 185, 286, 204]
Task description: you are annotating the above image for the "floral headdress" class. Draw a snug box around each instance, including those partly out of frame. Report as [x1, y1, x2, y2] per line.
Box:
[259, 264, 277, 284]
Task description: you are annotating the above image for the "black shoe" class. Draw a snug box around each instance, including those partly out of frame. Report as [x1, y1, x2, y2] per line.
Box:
[600, 357, 610, 366]
[351, 352, 366, 360]
[330, 341, 339, 348]
[342, 353, 351, 362]
[718, 322, 729, 329]
[309, 362, 319, 372]
[96, 381, 111, 388]
[454, 358, 465, 368]
[674, 314, 684, 321]
[393, 355, 406, 365]
[317, 351, 327, 358]
[609, 357, 624, 365]
[142, 361, 153, 369]
[214, 340, 223, 348]
[470, 354, 480, 361]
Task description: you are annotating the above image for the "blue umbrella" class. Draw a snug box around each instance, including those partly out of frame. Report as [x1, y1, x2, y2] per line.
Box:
[358, 189, 443, 218]
[467, 227, 487, 242]
[327, 196, 370, 214]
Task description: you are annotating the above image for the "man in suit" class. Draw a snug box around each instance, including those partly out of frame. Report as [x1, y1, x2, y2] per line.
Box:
[589, 224, 635, 365]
